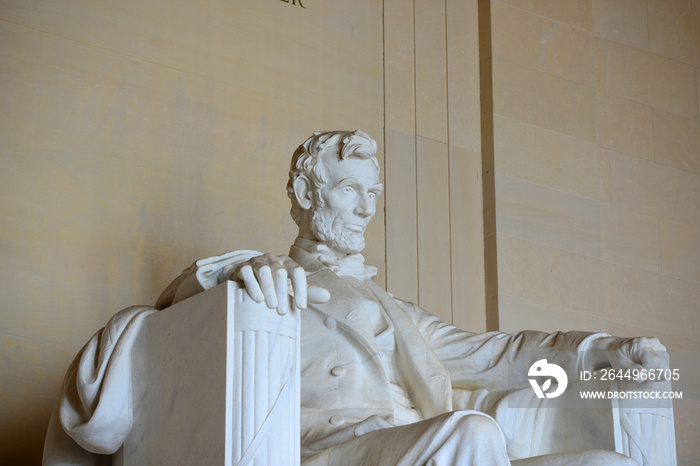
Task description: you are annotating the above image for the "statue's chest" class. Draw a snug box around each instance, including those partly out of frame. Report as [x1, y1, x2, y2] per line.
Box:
[298, 304, 392, 408]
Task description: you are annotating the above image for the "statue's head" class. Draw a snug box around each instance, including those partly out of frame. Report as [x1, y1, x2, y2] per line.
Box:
[287, 130, 382, 253]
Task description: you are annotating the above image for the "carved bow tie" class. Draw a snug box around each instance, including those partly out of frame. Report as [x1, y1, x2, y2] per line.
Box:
[310, 244, 378, 281]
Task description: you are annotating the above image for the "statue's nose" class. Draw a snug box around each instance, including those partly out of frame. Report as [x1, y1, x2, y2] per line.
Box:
[354, 193, 375, 217]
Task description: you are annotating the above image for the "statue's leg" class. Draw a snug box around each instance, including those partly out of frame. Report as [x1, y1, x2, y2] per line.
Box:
[511, 450, 638, 466]
[302, 410, 510, 466]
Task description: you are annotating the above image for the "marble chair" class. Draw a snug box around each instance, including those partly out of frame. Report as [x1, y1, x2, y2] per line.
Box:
[117, 282, 676, 466]
[610, 378, 676, 465]
[497, 377, 677, 465]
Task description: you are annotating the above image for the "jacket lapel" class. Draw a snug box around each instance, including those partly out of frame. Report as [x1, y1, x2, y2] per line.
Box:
[290, 246, 379, 358]
[364, 281, 453, 418]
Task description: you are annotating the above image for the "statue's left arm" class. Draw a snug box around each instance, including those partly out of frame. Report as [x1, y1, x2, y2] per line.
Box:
[395, 300, 667, 391]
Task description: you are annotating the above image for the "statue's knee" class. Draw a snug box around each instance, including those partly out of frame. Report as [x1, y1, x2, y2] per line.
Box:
[606, 452, 638, 466]
[581, 450, 638, 466]
[451, 413, 503, 444]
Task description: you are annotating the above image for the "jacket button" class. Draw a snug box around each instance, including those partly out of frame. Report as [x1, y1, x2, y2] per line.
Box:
[330, 366, 346, 377]
[329, 415, 345, 426]
[325, 316, 337, 330]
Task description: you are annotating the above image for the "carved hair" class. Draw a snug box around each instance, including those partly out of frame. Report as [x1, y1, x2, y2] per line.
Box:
[287, 130, 379, 225]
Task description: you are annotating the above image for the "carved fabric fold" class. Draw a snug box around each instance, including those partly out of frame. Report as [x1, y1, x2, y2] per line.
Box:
[44, 305, 157, 464]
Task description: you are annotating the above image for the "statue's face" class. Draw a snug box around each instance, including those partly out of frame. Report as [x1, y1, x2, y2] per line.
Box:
[309, 152, 383, 253]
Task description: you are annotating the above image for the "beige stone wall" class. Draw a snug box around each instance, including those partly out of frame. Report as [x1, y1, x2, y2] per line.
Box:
[488, 0, 699, 463]
[0, 1, 383, 462]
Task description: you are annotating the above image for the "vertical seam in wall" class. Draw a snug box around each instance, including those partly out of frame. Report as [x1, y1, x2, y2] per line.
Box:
[645, 0, 651, 53]
[656, 217, 663, 275]
[479, 0, 498, 332]
[602, 39, 609, 103]
[413, 0, 420, 305]
[382, 0, 388, 290]
[696, 68, 699, 119]
[444, 0, 454, 324]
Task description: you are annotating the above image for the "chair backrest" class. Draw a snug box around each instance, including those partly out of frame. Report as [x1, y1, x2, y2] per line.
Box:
[117, 281, 301, 466]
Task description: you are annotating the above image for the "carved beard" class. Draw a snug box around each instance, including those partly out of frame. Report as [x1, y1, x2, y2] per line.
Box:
[310, 208, 366, 254]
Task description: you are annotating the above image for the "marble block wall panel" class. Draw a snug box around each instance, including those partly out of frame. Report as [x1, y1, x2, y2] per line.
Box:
[492, 59, 597, 142]
[659, 220, 700, 285]
[414, 0, 448, 143]
[492, 2, 605, 89]
[449, 145, 488, 332]
[416, 137, 452, 323]
[384, 128, 419, 305]
[605, 40, 697, 118]
[648, 0, 700, 68]
[499, 294, 611, 335]
[494, 116, 603, 201]
[596, 92, 655, 161]
[610, 151, 700, 229]
[652, 109, 700, 175]
[497, 235, 700, 344]
[697, 67, 700, 112]
[494, 0, 593, 30]
[592, 0, 649, 50]
[601, 204, 661, 273]
[495, 174, 602, 258]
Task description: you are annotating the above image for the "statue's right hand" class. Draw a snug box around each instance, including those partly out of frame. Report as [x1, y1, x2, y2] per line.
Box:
[229, 253, 329, 313]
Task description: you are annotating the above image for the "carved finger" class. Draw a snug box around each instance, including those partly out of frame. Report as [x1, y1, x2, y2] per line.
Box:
[645, 337, 667, 353]
[255, 265, 278, 309]
[275, 267, 289, 315]
[237, 265, 264, 303]
[640, 339, 669, 369]
[290, 266, 307, 309]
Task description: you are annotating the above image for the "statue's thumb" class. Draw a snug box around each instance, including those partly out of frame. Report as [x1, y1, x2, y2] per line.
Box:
[307, 285, 331, 304]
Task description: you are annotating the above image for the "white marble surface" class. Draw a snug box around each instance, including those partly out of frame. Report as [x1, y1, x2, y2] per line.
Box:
[120, 281, 300, 465]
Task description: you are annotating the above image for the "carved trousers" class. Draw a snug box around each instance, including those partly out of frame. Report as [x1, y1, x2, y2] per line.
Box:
[302, 410, 511, 466]
[301, 409, 639, 466]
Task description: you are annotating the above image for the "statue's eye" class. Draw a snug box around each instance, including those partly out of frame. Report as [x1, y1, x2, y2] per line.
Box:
[368, 192, 376, 199]
[343, 186, 354, 194]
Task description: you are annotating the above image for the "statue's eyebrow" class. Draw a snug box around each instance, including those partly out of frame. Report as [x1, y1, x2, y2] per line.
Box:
[335, 178, 383, 192]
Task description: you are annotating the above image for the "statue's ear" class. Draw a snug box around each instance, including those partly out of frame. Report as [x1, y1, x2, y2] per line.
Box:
[293, 176, 313, 210]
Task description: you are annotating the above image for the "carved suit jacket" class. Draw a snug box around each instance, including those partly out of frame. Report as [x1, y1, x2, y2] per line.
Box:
[157, 245, 602, 458]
